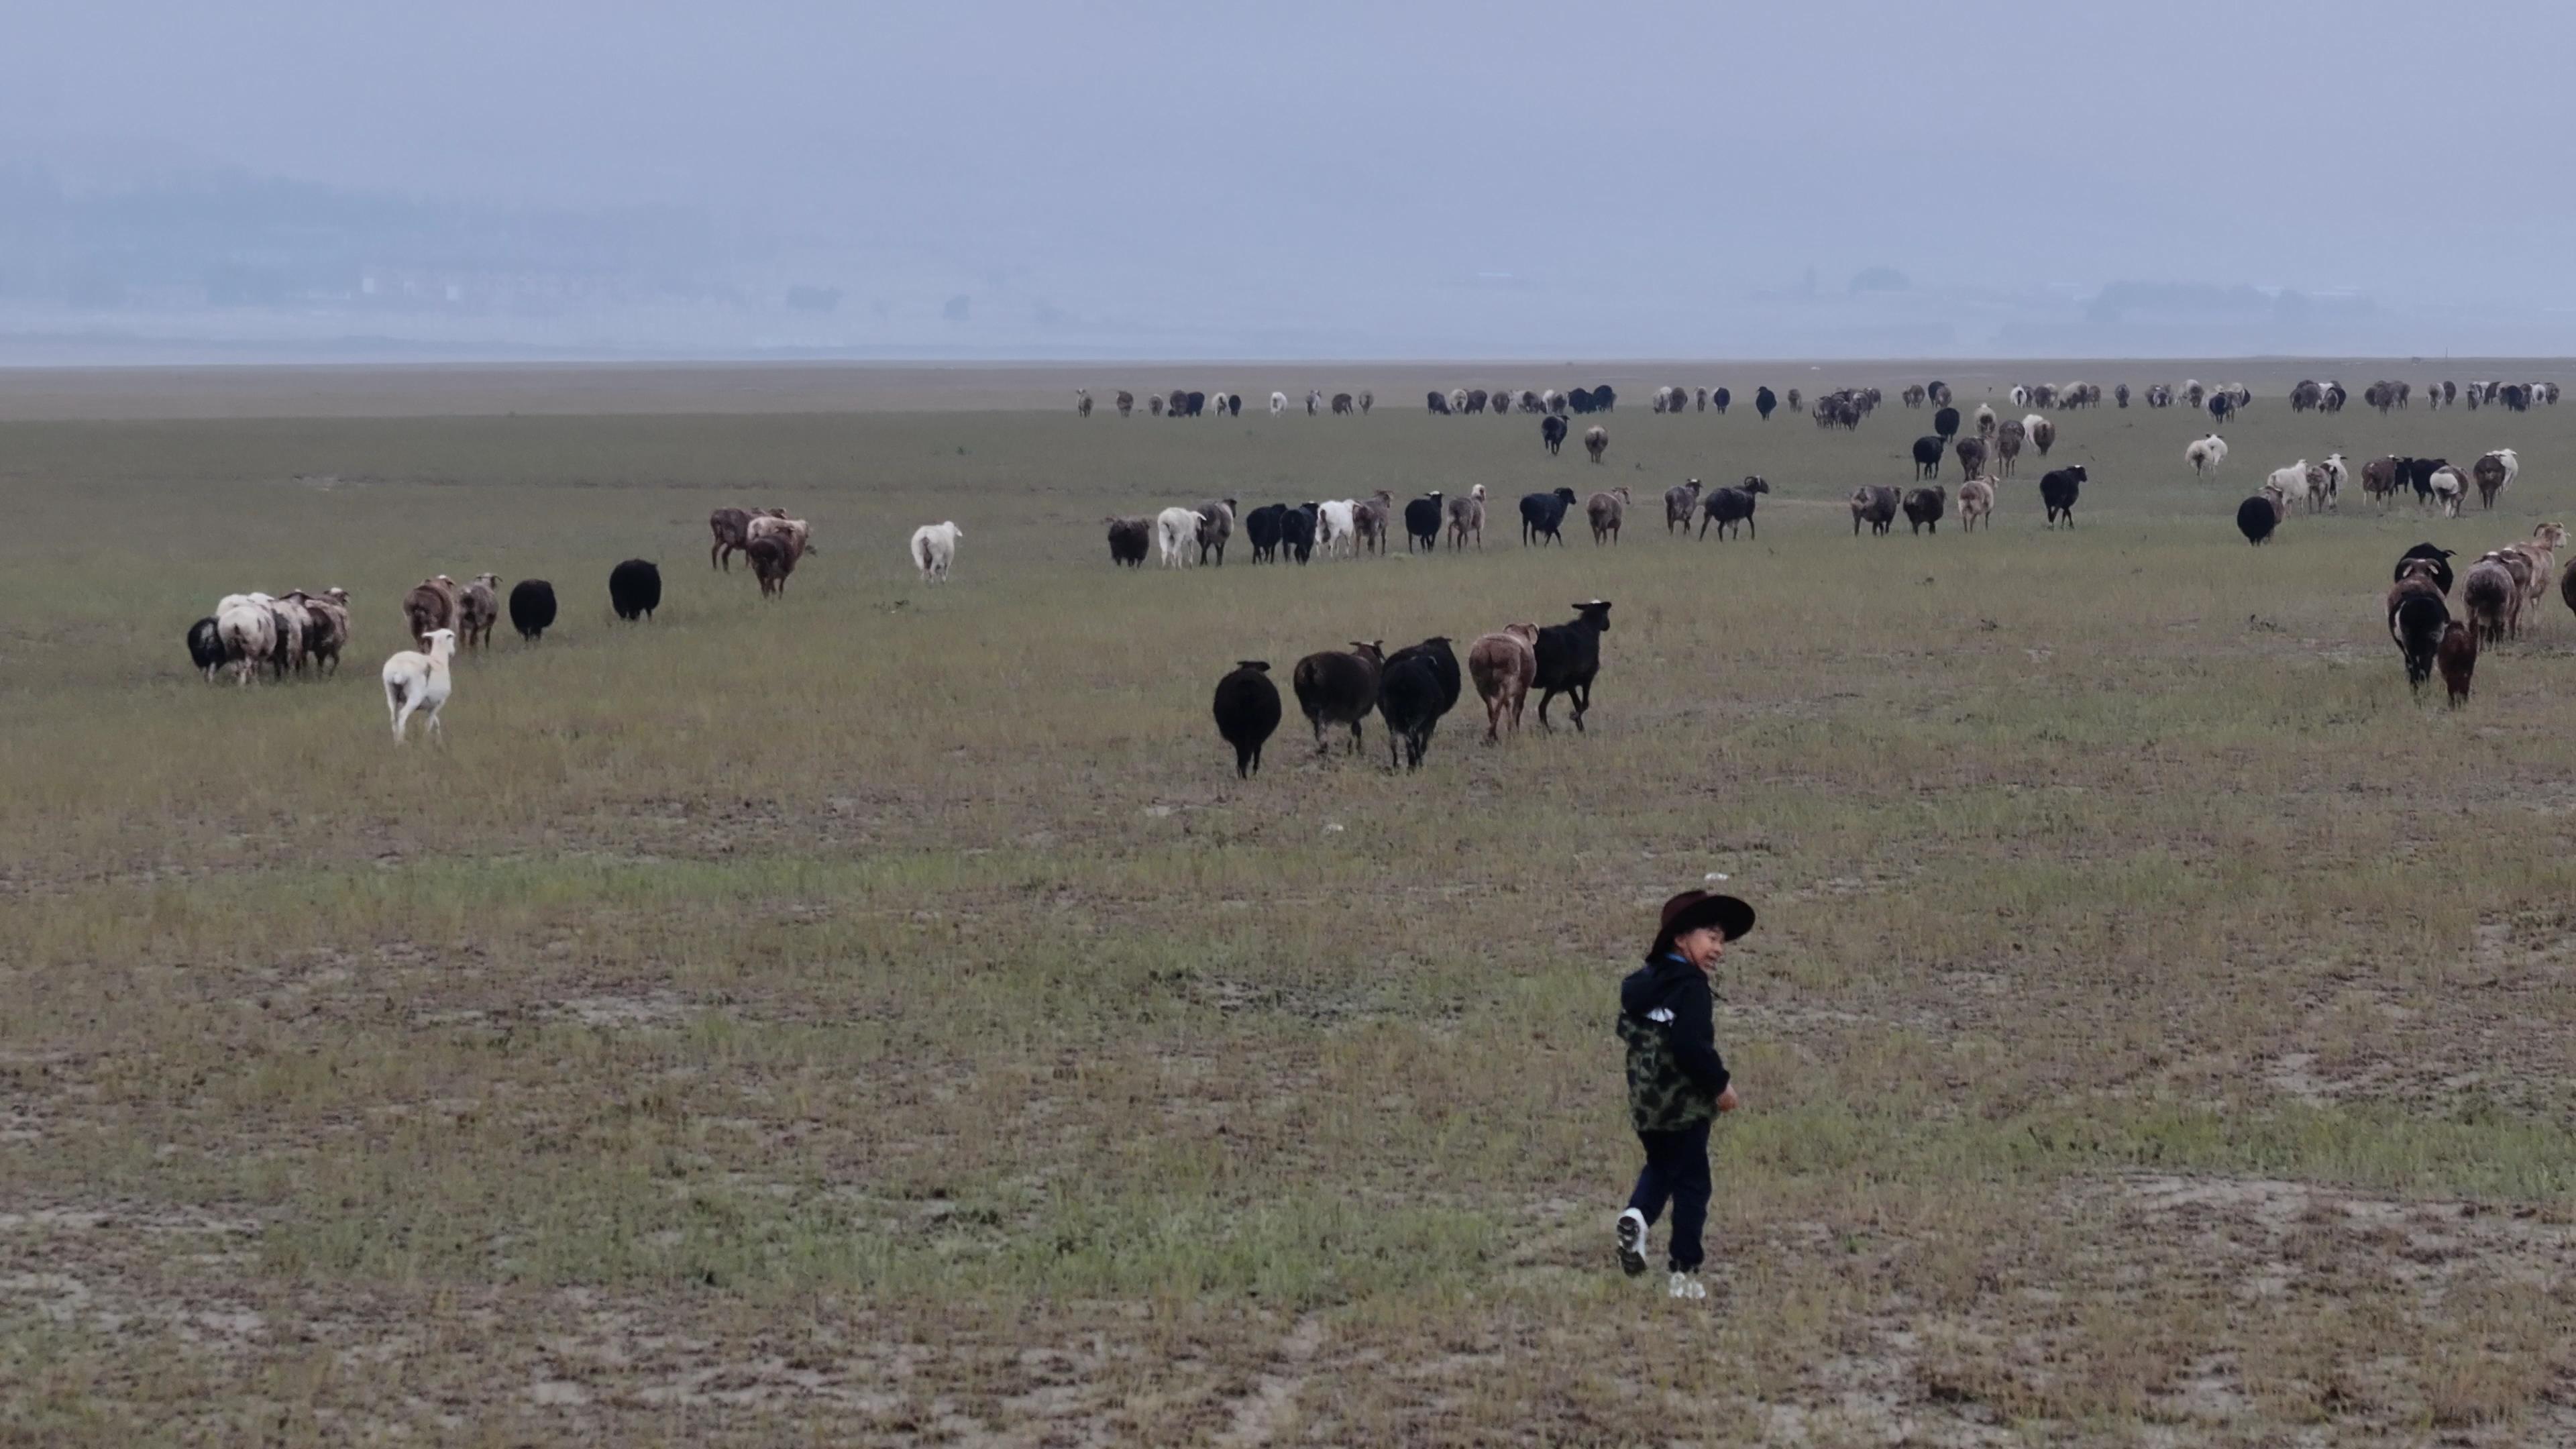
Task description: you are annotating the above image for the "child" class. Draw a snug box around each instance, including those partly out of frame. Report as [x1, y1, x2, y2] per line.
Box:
[1614, 889, 1750, 1298]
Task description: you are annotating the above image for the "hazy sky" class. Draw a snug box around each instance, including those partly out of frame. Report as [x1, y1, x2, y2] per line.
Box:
[9, 1, 2575, 356]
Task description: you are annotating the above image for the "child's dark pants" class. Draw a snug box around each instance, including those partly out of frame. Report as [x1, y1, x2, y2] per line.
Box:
[1626, 1120, 1711, 1271]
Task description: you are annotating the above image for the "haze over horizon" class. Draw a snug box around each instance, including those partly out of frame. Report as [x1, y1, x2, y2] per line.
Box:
[8, 0, 2572, 364]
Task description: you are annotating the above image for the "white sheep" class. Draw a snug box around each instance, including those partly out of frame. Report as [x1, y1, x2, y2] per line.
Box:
[382, 628, 456, 744]
[1269, 391, 1287, 417]
[910, 520, 961, 582]
[214, 592, 276, 686]
[2186, 434, 2229, 476]
[1318, 499, 1358, 559]
[1153, 506, 1201, 568]
[2265, 460, 2316, 513]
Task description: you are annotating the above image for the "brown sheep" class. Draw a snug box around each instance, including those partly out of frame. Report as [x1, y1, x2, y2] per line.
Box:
[1956, 478, 1995, 532]
[1446, 484, 1487, 551]
[1664, 479, 1702, 533]
[402, 575, 458, 647]
[1954, 436, 1987, 480]
[1584, 426, 1608, 463]
[1587, 487, 1631, 545]
[1351, 490, 1394, 555]
[2461, 556, 2519, 643]
[2029, 418, 2056, 456]
[290, 588, 351, 676]
[1994, 429, 2023, 477]
[747, 536, 795, 597]
[2438, 621, 2477, 706]
[1850, 485, 1901, 536]
[458, 573, 500, 650]
[1467, 624, 1540, 743]
[1116, 390, 1135, 417]
[710, 506, 751, 570]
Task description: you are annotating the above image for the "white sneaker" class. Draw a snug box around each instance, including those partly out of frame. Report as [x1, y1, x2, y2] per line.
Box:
[1668, 1271, 1707, 1300]
[1615, 1210, 1648, 1277]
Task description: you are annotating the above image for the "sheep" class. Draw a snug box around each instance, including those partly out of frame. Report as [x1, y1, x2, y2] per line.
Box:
[1468, 624, 1539, 743]
[2438, 620, 2477, 706]
[1196, 499, 1237, 566]
[402, 575, 459, 647]
[1312, 389, 1328, 416]
[1399, 492, 1440, 553]
[1377, 637, 1460, 771]
[1332, 392, 1354, 415]
[1584, 426, 1608, 462]
[1904, 486, 1947, 534]
[2318, 453, 2349, 508]
[1446, 485, 1487, 551]
[1664, 479, 1703, 533]
[2561, 556, 2576, 624]
[2473, 449, 2519, 509]
[506, 579, 556, 640]
[1974, 402, 1996, 437]
[2462, 557, 2518, 643]
[1155, 507, 1201, 568]
[2238, 492, 2285, 545]
[1291, 642, 1383, 753]
[1425, 390, 1452, 415]
[1106, 515, 1154, 567]
[1850, 485, 1901, 536]
[2429, 466, 2469, 519]
[1933, 405, 1960, 442]
[457, 573, 500, 649]
[1212, 661, 1283, 777]
[1076, 389, 1093, 417]
[1270, 390, 1288, 417]
[1954, 436, 1987, 480]
[1116, 390, 1135, 417]
[709, 506, 752, 570]
[1531, 600, 1613, 733]
[2265, 462, 2316, 514]
[2499, 523, 2567, 616]
[1542, 415, 1568, 455]
[382, 628, 457, 744]
[910, 520, 963, 582]
[1279, 504, 1320, 565]
[2026, 416, 2055, 457]
[2039, 467, 2086, 527]
[1464, 388, 1490, 415]
[1351, 490, 1393, 555]
[290, 588, 351, 674]
[1519, 486, 1580, 545]
[1449, 388, 1470, 415]
[747, 537, 794, 597]
[2009, 386, 2030, 408]
[186, 616, 225, 681]
[1150, 394, 1166, 417]
[1587, 487, 1631, 544]
[1994, 429, 2023, 478]
[1358, 390, 1374, 415]
[1711, 386, 1731, 414]
[1698, 477, 1769, 541]
[745, 514, 812, 564]
[1912, 435, 1943, 480]
[1694, 386, 1708, 413]
[608, 559, 661, 621]
[2394, 592, 2449, 694]
[2186, 435, 2229, 476]
[1957, 478, 1996, 533]
[264, 591, 310, 676]
[1787, 388, 1803, 411]
[1317, 499, 1358, 559]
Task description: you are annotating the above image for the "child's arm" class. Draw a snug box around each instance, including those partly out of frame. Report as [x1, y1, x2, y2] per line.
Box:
[1668, 978, 1731, 1097]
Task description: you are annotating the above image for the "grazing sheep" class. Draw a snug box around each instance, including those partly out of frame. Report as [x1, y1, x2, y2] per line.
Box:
[1404, 493, 1444, 553]
[1542, 414, 1569, 455]
[507, 579, 556, 639]
[1196, 499, 1237, 566]
[2461, 557, 2518, 643]
[747, 537, 794, 597]
[186, 616, 225, 680]
[382, 628, 458, 743]
[1359, 390, 1374, 414]
[402, 575, 460, 647]
[2186, 435, 2229, 476]
[1786, 388, 1803, 411]
[1154, 507, 1201, 568]
[1664, 479, 1703, 533]
[1957, 478, 1996, 532]
[744, 515, 811, 570]
[1116, 390, 1135, 417]
[1107, 515, 1154, 567]
[2429, 466, 2469, 518]
[1903, 486, 1946, 534]
[1974, 403, 1996, 437]
[1699, 477, 1769, 541]
[1519, 486, 1580, 545]
[1464, 388, 1489, 415]
[2436, 620, 2476, 705]
[1753, 386, 1776, 421]
[1850, 485, 1901, 536]
[1584, 425, 1608, 462]
[1351, 490, 1393, 555]
[709, 506, 753, 570]
[458, 573, 500, 649]
[1279, 504, 1320, 565]
[1270, 391, 1287, 416]
[1468, 624, 1539, 742]
[2027, 416, 2055, 456]
[2039, 467, 2086, 527]
[1212, 661, 1283, 777]
[2392, 592, 2449, 694]
[911, 520, 963, 582]
[1711, 386, 1731, 414]
[1694, 386, 1708, 413]
[264, 592, 310, 676]
[1586, 487, 1631, 545]
[1912, 435, 1943, 479]
[2238, 492, 2286, 545]
[1377, 636, 1460, 771]
[1954, 436, 1987, 480]
[608, 559, 661, 621]
[1317, 499, 1358, 559]
[1446, 485, 1487, 551]
[1291, 642, 1383, 754]
[1076, 389, 1093, 417]
[2473, 449, 2520, 509]
[1531, 600, 1613, 733]
[1332, 392, 1354, 415]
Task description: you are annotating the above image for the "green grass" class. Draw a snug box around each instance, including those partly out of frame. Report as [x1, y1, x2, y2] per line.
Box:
[4, 364, 2575, 1444]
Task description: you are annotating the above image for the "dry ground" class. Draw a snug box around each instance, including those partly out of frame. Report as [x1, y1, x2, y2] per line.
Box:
[3, 362, 2574, 1446]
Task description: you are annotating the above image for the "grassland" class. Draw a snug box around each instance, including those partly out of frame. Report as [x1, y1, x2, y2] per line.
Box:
[3, 362, 2574, 1446]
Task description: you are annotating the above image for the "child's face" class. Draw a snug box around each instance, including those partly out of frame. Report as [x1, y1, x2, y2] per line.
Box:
[1675, 926, 1725, 971]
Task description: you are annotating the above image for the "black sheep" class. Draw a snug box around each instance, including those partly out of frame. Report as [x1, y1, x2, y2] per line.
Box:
[1566, 387, 1595, 414]
[1932, 405, 1960, 442]
[2039, 466, 2086, 527]
[1591, 384, 1617, 413]
[1904, 486, 1946, 534]
[1542, 415, 1568, 455]
[2404, 457, 2444, 503]
[1699, 478, 1768, 541]
[1225, 393, 1242, 417]
[1375, 653, 1448, 771]
[1754, 386, 1776, 420]
[608, 559, 662, 621]
[1426, 390, 1452, 415]
[185, 616, 225, 680]
[1280, 504, 1320, 565]
[1292, 643, 1383, 754]
[2235, 496, 2280, 545]
[1183, 390, 1206, 417]
[1850, 486, 1901, 536]
[509, 578, 558, 640]
[1107, 516, 1153, 567]
[1385, 635, 1460, 714]
[1711, 386, 1731, 414]
[1212, 661, 1283, 778]
[1912, 435, 1944, 480]
[1532, 600, 1612, 733]
[1240, 505, 1285, 564]
[2394, 593, 2448, 694]
[2396, 543, 2456, 596]
[1403, 492, 1444, 553]
[1519, 487, 1579, 545]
